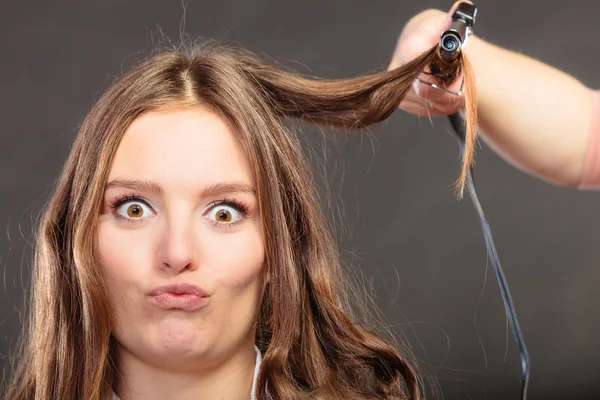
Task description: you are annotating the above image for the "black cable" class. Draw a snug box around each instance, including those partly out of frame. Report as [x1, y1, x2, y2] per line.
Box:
[422, 4, 529, 396]
[448, 112, 530, 400]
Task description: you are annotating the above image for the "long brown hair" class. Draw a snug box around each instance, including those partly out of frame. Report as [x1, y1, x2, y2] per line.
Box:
[4, 41, 476, 399]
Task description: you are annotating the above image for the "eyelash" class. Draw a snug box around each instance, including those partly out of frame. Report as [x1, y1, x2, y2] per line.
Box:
[108, 195, 152, 224]
[206, 198, 250, 228]
[108, 195, 250, 227]
[109, 195, 145, 210]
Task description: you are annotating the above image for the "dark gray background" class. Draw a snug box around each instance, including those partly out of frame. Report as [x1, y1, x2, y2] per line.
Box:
[1, 1, 599, 399]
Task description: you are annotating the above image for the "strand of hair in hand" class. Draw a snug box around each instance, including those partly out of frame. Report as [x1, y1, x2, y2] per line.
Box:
[240, 44, 477, 198]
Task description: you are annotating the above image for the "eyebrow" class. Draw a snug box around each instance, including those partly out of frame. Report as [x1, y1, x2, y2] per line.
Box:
[105, 180, 256, 198]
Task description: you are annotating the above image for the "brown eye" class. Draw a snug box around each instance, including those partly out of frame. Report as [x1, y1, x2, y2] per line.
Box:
[215, 209, 232, 222]
[205, 204, 243, 225]
[116, 200, 155, 220]
[127, 204, 143, 218]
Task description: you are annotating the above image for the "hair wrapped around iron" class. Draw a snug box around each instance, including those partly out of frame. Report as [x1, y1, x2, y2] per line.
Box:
[244, 44, 477, 197]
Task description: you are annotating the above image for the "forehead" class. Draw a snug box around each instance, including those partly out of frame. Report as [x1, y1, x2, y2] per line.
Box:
[108, 107, 253, 186]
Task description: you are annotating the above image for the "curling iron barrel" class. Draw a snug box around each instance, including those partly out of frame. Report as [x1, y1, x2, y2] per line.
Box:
[438, 2, 478, 62]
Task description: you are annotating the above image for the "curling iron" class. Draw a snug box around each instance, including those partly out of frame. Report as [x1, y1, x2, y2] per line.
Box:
[437, 3, 531, 399]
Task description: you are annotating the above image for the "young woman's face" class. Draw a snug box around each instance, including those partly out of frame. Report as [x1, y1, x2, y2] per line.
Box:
[97, 106, 264, 371]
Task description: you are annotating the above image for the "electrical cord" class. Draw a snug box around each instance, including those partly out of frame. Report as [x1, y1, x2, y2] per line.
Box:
[448, 112, 530, 400]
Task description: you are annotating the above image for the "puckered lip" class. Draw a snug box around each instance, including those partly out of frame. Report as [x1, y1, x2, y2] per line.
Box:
[149, 282, 209, 297]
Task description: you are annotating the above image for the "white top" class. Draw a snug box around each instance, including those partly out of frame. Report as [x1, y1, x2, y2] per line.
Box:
[111, 345, 263, 400]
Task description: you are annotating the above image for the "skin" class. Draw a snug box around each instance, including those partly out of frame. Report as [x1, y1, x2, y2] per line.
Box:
[391, 1, 595, 187]
[97, 106, 264, 400]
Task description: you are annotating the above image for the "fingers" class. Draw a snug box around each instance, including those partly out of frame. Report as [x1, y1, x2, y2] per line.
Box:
[388, 10, 446, 71]
[399, 97, 460, 116]
[413, 79, 464, 112]
[390, 2, 473, 116]
[391, 1, 474, 70]
[389, 35, 432, 70]
[397, 75, 464, 116]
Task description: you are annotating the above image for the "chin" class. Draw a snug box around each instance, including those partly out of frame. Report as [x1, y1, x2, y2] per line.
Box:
[151, 319, 210, 358]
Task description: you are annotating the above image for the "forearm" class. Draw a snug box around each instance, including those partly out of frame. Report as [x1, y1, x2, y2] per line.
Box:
[465, 36, 595, 187]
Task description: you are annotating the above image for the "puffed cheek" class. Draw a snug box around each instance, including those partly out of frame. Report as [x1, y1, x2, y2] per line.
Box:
[207, 235, 264, 288]
[96, 227, 150, 282]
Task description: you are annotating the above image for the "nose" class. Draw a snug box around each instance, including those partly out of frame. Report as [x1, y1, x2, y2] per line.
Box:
[157, 216, 199, 274]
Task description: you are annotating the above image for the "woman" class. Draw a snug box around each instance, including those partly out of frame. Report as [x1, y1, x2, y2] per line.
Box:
[3, 41, 448, 399]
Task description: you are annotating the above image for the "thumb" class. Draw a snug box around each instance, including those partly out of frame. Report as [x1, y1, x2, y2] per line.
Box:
[389, 1, 469, 71]
[393, 36, 432, 67]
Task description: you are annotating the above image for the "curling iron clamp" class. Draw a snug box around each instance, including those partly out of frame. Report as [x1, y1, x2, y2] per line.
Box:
[423, 2, 531, 400]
